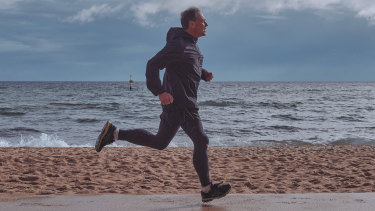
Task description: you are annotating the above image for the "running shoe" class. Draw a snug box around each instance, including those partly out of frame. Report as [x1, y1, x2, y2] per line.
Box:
[95, 121, 116, 152]
[201, 182, 231, 202]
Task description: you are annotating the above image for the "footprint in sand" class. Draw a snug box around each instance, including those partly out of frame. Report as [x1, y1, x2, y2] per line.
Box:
[18, 176, 39, 182]
[308, 179, 320, 184]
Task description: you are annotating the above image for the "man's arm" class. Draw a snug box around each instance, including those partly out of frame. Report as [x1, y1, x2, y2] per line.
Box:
[145, 49, 168, 96]
[146, 45, 181, 105]
[201, 68, 214, 82]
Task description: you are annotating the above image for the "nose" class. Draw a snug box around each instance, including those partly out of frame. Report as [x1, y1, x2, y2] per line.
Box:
[204, 21, 208, 27]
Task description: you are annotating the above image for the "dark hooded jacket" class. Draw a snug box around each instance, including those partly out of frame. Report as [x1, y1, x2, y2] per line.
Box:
[146, 27, 209, 112]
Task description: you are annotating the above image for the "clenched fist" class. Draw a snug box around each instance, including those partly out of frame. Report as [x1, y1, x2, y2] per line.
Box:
[158, 92, 174, 105]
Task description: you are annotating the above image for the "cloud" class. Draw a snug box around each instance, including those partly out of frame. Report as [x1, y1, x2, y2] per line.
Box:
[255, 14, 287, 25]
[128, 0, 375, 26]
[0, 0, 21, 9]
[130, 2, 162, 27]
[355, 4, 375, 25]
[4, 0, 375, 26]
[129, 0, 242, 26]
[0, 37, 30, 52]
[256, 15, 287, 20]
[65, 3, 124, 23]
[0, 36, 61, 53]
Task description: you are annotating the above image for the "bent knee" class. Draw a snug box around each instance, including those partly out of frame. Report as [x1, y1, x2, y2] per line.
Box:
[194, 134, 209, 148]
[155, 142, 169, 150]
[202, 134, 209, 146]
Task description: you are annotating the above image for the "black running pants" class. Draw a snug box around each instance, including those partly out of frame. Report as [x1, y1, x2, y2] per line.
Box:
[118, 110, 211, 187]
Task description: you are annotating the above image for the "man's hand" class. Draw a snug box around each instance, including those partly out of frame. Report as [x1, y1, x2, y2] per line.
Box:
[204, 71, 214, 82]
[158, 92, 174, 105]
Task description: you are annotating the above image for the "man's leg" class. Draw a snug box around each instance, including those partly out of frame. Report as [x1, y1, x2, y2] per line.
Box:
[117, 111, 181, 150]
[180, 110, 211, 187]
[181, 110, 231, 202]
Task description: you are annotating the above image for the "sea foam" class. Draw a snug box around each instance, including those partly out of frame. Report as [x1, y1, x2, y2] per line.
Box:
[0, 133, 91, 147]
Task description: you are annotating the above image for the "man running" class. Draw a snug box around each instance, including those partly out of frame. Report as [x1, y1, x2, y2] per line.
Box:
[95, 7, 231, 202]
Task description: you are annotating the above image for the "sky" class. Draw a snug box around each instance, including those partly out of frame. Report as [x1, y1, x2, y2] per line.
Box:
[1, 0, 375, 82]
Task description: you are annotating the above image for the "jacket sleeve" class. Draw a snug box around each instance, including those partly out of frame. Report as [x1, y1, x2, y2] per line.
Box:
[145, 48, 167, 96]
[201, 68, 209, 81]
[146, 41, 182, 96]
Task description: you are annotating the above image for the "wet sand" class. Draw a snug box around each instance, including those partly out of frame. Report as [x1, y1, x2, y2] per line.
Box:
[2, 193, 375, 211]
[1, 146, 375, 201]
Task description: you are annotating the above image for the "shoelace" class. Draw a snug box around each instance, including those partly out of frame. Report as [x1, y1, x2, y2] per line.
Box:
[213, 182, 223, 188]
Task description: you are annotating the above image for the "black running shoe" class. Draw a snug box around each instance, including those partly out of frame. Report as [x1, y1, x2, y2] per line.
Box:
[201, 182, 231, 203]
[95, 121, 116, 152]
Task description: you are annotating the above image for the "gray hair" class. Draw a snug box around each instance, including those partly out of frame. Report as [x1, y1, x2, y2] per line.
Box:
[180, 7, 200, 29]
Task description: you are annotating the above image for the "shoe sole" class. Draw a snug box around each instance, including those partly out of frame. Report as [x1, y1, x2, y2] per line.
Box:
[202, 186, 231, 203]
[95, 121, 111, 152]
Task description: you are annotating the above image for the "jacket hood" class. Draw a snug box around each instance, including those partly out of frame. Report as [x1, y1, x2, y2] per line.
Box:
[166, 27, 197, 43]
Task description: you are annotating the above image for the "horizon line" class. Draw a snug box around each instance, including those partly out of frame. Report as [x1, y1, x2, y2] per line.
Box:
[1, 80, 375, 83]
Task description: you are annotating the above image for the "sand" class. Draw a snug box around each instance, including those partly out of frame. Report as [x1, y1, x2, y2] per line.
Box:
[1, 146, 375, 201]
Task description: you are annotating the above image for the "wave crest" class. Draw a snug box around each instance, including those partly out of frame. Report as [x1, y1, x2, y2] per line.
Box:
[0, 133, 91, 147]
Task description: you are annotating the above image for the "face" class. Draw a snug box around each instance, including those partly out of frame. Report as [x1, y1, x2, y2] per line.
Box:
[190, 12, 208, 38]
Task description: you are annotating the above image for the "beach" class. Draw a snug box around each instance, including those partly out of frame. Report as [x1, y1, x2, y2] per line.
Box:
[1, 146, 375, 202]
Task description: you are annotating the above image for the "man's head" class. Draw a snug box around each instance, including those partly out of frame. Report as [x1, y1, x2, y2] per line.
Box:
[180, 7, 208, 38]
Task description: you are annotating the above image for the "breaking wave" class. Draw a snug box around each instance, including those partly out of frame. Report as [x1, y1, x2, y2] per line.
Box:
[0, 133, 91, 147]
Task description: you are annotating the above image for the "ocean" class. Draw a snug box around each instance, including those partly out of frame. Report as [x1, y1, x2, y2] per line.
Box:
[0, 81, 374, 147]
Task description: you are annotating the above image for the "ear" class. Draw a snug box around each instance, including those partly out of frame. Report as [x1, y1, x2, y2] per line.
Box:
[188, 20, 196, 29]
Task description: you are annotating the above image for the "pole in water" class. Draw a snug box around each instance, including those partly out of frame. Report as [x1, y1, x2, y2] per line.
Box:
[129, 74, 133, 90]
